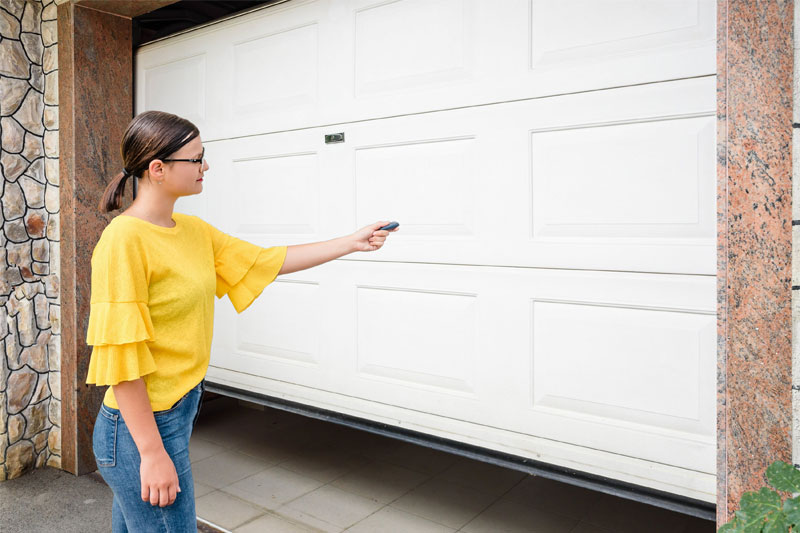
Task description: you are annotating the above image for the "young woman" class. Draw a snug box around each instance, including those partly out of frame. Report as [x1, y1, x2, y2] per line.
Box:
[86, 110, 398, 532]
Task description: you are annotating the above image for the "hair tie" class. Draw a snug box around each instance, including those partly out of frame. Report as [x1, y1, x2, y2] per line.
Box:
[122, 167, 131, 177]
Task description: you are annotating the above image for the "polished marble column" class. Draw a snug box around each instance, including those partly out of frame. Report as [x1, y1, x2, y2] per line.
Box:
[717, 0, 794, 525]
[57, 1, 132, 475]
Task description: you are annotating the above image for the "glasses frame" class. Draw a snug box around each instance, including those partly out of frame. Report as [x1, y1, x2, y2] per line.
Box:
[162, 148, 205, 166]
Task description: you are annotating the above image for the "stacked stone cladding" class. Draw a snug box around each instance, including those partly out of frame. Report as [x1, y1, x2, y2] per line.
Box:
[0, 0, 60, 480]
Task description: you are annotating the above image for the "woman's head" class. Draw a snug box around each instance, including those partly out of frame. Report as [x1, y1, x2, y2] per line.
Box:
[99, 110, 209, 212]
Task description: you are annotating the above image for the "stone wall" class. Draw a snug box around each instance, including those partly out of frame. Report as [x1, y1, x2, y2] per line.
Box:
[0, 0, 61, 480]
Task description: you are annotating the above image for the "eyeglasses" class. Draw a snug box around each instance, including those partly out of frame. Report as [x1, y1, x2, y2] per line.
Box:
[162, 148, 205, 167]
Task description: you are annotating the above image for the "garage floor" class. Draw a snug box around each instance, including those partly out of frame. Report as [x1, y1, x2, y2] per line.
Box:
[190, 394, 715, 533]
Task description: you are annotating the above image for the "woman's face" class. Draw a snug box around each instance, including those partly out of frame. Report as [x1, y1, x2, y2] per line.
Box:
[158, 136, 209, 197]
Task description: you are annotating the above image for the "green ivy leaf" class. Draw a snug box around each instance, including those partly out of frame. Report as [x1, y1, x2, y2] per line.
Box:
[736, 510, 765, 533]
[767, 461, 800, 493]
[762, 510, 788, 533]
[718, 516, 745, 533]
[722, 462, 800, 533]
[741, 487, 782, 523]
[783, 497, 800, 526]
[718, 517, 744, 533]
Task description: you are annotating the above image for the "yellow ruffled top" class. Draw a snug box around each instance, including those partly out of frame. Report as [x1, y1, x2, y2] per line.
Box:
[85, 213, 287, 411]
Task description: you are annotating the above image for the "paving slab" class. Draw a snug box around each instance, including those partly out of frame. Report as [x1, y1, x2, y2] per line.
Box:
[0, 466, 225, 532]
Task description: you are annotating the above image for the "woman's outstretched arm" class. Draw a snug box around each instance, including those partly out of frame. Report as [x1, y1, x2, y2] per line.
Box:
[278, 221, 398, 275]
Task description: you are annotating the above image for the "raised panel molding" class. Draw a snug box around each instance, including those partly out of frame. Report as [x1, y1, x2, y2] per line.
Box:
[236, 279, 321, 365]
[530, 0, 712, 69]
[233, 152, 319, 234]
[233, 22, 319, 113]
[356, 285, 478, 394]
[355, 136, 477, 236]
[530, 298, 715, 437]
[531, 114, 715, 240]
[143, 54, 207, 126]
[354, 0, 474, 95]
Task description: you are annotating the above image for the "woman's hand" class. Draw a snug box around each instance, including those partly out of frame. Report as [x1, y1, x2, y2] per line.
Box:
[140, 447, 181, 507]
[351, 221, 399, 252]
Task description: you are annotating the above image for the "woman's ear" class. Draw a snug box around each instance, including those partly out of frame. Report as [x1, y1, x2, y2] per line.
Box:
[148, 159, 165, 179]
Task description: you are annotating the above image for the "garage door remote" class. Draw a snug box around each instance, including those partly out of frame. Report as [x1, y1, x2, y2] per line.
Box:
[379, 222, 399, 231]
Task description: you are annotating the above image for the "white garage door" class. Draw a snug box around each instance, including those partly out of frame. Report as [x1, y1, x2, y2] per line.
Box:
[136, 0, 717, 502]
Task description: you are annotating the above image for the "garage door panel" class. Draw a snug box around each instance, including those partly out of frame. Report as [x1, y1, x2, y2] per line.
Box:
[206, 261, 715, 487]
[326, 262, 715, 472]
[355, 136, 478, 237]
[136, 0, 715, 140]
[310, 263, 520, 422]
[212, 273, 329, 388]
[232, 22, 320, 114]
[142, 53, 207, 131]
[193, 78, 715, 273]
[531, 115, 715, 240]
[344, 77, 715, 273]
[530, 0, 710, 69]
[354, 0, 475, 96]
[356, 285, 478, 394]
[236, 279, 322, 365]
[531, 299, 715, 433]
[222, 1, 328, 140]
[199, 132, 338, 243]
[233, 152, 320, 235]
[136, 0, 325, 140]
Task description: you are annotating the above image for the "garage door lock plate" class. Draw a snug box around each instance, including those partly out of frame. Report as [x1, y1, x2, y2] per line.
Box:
[325, 132, 345, 144]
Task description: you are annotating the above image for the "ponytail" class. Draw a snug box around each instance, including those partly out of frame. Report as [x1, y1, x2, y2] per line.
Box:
[98, 170, 132, 213]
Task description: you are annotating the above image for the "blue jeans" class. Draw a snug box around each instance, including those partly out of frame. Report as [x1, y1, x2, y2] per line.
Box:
[93, 380, 205, 533]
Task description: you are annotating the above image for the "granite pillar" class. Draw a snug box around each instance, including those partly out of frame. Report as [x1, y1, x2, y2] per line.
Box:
[717, 0, 794, 525]
[57, 1, 131, 475]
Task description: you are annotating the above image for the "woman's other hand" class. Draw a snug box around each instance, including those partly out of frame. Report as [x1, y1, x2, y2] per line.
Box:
[351, 221, 399, 252]
[140, 447, 181, 507]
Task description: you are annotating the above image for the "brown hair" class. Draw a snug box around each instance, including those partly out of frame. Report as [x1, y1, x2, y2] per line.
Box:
[99, 110, 200, 213]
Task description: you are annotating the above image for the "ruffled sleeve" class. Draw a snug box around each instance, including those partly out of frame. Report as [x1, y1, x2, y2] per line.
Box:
[85, 223, 157, 386]
[208, 224, 287, 313]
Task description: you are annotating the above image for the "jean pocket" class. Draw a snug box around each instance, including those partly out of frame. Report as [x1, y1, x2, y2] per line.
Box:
[93, 409, 118, 468]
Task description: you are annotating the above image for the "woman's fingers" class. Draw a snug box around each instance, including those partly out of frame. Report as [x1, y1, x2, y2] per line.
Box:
[139, 448, 182, 506]
[362, 221, 398, 251]
[142, 483, 178, 507]
[159, 484, 171, 507]
[150, 485, 160, 506]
